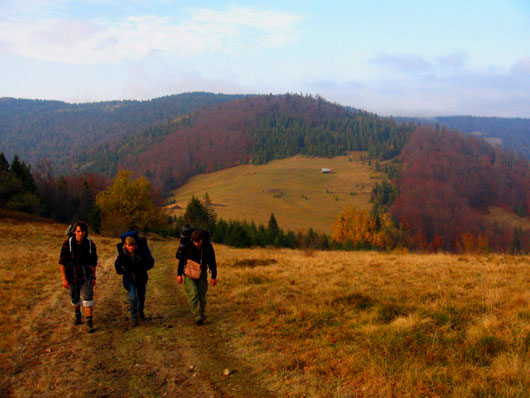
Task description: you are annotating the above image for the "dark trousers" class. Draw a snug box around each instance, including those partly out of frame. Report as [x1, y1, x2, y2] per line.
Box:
[127, 281, 146, 317]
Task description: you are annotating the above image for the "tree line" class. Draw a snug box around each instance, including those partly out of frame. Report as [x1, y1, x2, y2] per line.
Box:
[2, 121, 528, 254]
[3, 94, 416, 195]
[0, 93, 243, 176]
[85, 94, 417, 194]
[166, 194, 332, 251]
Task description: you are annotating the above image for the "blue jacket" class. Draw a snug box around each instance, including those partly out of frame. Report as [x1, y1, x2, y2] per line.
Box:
[115, 248, 154, 289]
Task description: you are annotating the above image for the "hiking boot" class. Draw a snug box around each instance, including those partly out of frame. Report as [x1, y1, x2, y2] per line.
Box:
[139, 311, 145, 320]
[86, 318, 95, 333]
[74, 312, 82, 326]
[195, 316, 204, 325]
[131, 316, 139, 327]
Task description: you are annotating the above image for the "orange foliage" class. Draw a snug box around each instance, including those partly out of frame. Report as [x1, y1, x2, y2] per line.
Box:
[332, 207, 402, 250]
[456, 233, 489, 254]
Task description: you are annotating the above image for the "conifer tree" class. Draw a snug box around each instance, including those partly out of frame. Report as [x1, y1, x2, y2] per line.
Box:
[202, 192, 217, 232]
[10, 155, 37, 193]
[183, 196, 210, 231]
[78, 180, 94, 221]
[267, 212, 280, 245]
[0, 153, 9, 172]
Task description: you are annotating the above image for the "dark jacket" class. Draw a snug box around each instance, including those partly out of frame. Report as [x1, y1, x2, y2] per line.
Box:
[59, 237, 98, 283]
[177, 240, 217, 279]
[115, 248, 154, 288]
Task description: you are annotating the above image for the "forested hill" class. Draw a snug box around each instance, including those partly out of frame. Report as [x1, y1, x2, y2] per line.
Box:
[391, 125, 530, 251]
[0, 93, 416, 193]
[396, 115, 530, 159]
[87, 94, 416, 192]
[0, 93, 243, 172]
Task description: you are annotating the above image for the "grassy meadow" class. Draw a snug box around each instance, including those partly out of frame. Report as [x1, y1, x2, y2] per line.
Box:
[168, 153, 384, 233]
[2, 210, 530, 397]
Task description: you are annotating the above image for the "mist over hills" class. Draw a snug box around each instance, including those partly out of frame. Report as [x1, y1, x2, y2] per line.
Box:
[396, 115, 530, 159]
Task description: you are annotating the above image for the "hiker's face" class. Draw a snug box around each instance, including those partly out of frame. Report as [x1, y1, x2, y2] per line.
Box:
[193, 239, 203, 249]
[125, 242, 136, 255]
[74, 226, 86, 243]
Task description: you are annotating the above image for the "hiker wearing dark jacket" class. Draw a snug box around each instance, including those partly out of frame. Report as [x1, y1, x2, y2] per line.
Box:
[115, 235, 154, 326]
[177, 229, 217, 325]
[59, 221, 98, 333]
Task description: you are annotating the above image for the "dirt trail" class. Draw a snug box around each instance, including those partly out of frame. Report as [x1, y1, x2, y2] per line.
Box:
[7, 238, 276, 398]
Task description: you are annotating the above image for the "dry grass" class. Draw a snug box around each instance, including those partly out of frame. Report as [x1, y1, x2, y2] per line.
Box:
[167, 153, 384, 233]
[0, 211, 274, 398]
[2, 210, 530, 397]
[486, 206, 530, 230]
[208, 246, 530, 397]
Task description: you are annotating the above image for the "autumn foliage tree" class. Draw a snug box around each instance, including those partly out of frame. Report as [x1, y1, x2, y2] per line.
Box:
[391, 125, 530, 252]
[95, 171, 167, 236]
[332, 207, 403, 250]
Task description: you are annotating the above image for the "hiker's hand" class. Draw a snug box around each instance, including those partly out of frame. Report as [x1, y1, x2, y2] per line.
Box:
[177, 275, 183, 284]
[210, 278, 217, 286]
[62, 279, 69, 288]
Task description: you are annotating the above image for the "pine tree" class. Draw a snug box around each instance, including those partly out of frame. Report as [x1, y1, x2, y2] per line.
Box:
[78, 180, 94, 221]
[0, 153, 9, 172]
[510, 226, 523, 254]
[10, 155, 37, 193]
[202, 192, 217, 232]
[183, 196, 210, 231]
[267, 212, 279, 245]
[55, 176, 70, 222]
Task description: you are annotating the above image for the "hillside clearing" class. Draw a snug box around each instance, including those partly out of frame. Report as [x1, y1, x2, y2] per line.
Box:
[2, 211, 530, 397]
[168, 153, 384, 234]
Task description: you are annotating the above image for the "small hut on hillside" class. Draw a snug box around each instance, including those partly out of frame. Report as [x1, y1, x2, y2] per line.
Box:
[321, 168, 331, 174]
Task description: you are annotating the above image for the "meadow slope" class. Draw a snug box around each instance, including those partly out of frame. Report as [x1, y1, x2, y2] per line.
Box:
[168, 153, 384, 234]
[2, 211, 530, 397]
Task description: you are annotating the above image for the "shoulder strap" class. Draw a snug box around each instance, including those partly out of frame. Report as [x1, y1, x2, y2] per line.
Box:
[69, 237, 92, 254]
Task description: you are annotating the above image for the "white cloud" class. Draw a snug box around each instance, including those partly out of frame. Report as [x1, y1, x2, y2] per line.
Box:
[0, 7, 302, 65]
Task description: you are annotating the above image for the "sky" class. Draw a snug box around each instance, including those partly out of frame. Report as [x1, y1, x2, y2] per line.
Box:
[1, 0, 529, 117]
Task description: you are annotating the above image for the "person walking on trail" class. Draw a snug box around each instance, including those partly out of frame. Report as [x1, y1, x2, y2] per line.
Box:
[177, 230, 217, 325]
[114, 235, 154, 327]
[59, 221, 98, 333]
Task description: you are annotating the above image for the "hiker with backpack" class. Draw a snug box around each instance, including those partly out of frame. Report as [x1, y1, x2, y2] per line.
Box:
[58, 221, 98, 333]
[114, 231, 154, 326]
[176, 228, 217, 325]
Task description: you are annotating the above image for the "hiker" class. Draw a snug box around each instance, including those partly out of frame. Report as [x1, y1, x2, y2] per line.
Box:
[177, 229, 217, 325]
[114, 234, 154, 326]
[59, 221, 98, 333]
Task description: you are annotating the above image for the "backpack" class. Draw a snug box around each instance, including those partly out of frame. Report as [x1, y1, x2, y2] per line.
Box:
[69, 236, 93, 254]
[117, 230, 152, 258]
[66, 224, 92, 255]
[175, 224, 210, 260]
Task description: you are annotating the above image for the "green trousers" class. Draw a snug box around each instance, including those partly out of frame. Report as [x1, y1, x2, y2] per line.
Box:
[184, 273, 208, 318]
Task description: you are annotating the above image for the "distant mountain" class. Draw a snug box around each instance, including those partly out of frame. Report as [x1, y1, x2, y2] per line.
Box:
[83, 94, 415, 192]
[0, 93, 416, 193]
[0, 92, 243, 172]
[396, 115, 530, 158]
